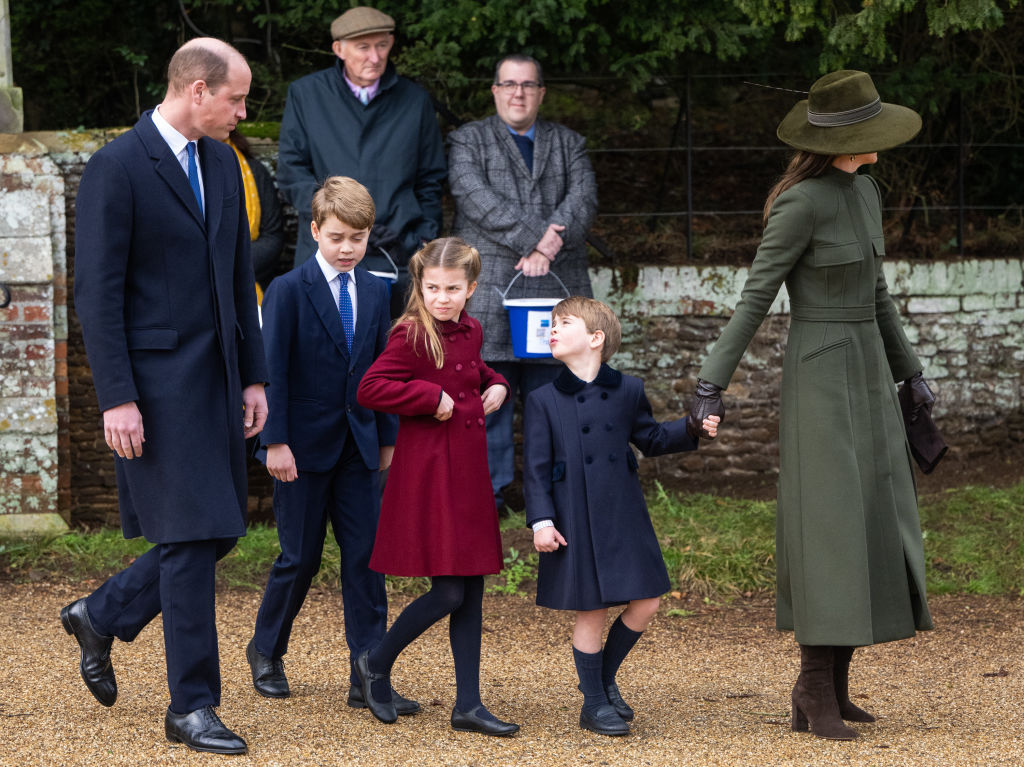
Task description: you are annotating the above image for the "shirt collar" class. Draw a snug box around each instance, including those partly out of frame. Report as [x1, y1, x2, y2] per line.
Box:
[553, 363, 622, 394]
[151, 105, 192, 158]
[343, 71, 381, 103]
[506, 122, 536, 141]
[314, 250, 357, 286]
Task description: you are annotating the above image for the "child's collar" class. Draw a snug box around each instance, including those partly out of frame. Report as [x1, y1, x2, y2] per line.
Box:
[553, 363, 622, 394]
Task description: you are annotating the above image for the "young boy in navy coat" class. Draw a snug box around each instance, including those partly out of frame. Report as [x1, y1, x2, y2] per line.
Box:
[524, 297, 720, 736]
[246, 177, 417, 715]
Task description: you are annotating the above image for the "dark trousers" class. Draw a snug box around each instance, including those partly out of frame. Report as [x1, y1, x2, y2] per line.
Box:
[485, 361, 560, 506]
[86, 537, 237, 714]
[252, 432, 387, 685]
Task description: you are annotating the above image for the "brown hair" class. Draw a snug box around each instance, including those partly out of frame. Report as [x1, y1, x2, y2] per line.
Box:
[167, 39, 239, 94]
[311, 176, 376, 231]
[762, 151, 835, 225]
[396, 237, 481, 369]
[552, 296, 622, 362]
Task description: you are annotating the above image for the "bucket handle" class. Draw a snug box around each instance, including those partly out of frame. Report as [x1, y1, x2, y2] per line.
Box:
[372, 246, 399, 279]
[495, 270, 570, 302]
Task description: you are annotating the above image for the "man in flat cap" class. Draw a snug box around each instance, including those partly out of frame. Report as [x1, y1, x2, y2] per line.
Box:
[277, 6, 446, 314]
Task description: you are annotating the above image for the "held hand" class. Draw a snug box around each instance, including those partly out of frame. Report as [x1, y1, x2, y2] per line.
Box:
[514, 251, 552, 277]
[481, 384, 507, 416]
[243, 384, 268, 438]
[434, 391, 455, 421]
[536, 223, 565, 259]
[702, 414, 721, 439]
[103, 401, 145, 459]
[687, 379, 726, 440]
[534, 526, 568, 553]
[379, 445, 395, 472]
[266, 443, 298, 482]
[903, 372, 935, 423]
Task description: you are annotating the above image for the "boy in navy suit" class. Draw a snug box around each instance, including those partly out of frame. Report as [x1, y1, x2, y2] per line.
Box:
[247, 176, 418, 715]
[524, 297, 720, 736]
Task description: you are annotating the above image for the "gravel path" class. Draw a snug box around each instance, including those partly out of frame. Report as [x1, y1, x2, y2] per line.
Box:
[1, 581, 1020, 766]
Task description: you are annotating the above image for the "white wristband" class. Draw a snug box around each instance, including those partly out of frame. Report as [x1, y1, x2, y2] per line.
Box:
[532, 519, 555, 533]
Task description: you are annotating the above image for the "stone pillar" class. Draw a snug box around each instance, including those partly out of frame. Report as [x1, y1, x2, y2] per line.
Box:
[0, 151, 68, 535]
[0, 0, 24, 134]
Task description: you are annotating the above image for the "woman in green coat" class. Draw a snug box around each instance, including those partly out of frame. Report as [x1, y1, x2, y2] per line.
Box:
[689, 71, 936, 741]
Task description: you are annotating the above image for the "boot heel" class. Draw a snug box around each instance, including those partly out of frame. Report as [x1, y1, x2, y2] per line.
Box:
[60, 608, 74, 635]
[791, 698, 809, 732]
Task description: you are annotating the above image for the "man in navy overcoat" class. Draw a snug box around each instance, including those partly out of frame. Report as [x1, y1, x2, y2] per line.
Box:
[62, 38, 267, 755]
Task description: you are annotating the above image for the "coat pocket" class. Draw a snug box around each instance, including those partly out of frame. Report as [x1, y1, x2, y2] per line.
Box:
[551, 462, 566, 482]
[800, 336, 852, 362]
[812, 242, 864, 268]
[126, 327, 179, 350]
[871, 235, 886, 257]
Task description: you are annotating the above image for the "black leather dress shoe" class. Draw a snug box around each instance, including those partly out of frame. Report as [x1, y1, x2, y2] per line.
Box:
[165, 705, 247, 754]
[353, 651, 397, 724]
[246, 638, 289, 698]
[347, 683, 420, 715]
[60, 598, 116, 707]
[450, 706, 520, 737]
[579, 704, 630, 736]
[604, 682, 635, 722]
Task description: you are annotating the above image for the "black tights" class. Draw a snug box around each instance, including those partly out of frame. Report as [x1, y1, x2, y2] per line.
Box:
[368, 575, 485, 712]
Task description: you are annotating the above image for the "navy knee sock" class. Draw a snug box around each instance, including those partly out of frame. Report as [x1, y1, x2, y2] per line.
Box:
[573, 646, 607, 710]
[601, 615, 643, 686]
[450, 576, 493, 718]
[367, 576, 465, 702]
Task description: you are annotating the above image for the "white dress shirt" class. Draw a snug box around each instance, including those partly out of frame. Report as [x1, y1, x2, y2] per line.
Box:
[315, 250, 358, 333]
[151, 105, 205, 211]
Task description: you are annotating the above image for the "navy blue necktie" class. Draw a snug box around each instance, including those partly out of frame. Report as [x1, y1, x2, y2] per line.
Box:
[511, 133, 534, 172]
[338, 272, 354, 352]
[186, 141, 203, 215]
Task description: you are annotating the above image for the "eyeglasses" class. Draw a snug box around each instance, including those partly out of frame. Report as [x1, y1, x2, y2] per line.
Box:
[494, 80, 542, 94]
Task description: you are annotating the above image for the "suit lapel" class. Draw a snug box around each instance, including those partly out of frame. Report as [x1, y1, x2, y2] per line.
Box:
[351, 269, 376, 360]
[199, 137, 224, 236]
[302, 258, 350, 359]
[532, 120, 551, 181]
[135, 112, 207, 232]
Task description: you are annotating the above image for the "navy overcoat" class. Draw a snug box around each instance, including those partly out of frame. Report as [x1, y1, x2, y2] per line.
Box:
[524, 365, 698, 610]
[74, 111, 268, 544]
[258, 260, 397, 471]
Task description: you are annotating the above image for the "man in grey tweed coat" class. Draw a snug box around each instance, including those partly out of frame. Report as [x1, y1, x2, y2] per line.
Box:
[448, 53, 598, 510]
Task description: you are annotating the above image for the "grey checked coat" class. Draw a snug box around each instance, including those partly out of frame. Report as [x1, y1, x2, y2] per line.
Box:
[448, 115, 598, 362]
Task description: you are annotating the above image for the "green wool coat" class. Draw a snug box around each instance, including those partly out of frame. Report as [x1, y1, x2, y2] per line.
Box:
[699, 166, 933, 646]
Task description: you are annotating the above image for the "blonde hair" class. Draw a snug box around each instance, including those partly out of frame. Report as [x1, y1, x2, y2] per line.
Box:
[552, 296, 621, 362]
[762, 151, 834, 225]
[311, 176, 375, 230]
[395, 237, 481, 369]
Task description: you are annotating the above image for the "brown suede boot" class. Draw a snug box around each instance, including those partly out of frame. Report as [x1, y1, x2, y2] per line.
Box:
[832, 646, 876, 722]
[791, 645, 859, 740]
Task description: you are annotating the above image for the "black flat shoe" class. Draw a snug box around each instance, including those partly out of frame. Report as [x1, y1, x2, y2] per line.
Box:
[60, 598, 116, 707]
[165, 706, 247, 754]
[353, 651, 397, 724]
[246, 638, 289, 698]
[604, 682, 635, 722]
[579, 704, 629, 736]
[450, 705, 519, 737]
[348, 683, 420, 715]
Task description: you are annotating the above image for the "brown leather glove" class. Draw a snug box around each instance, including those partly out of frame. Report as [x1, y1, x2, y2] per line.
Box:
[687, 379, 725, 440]
[903, 372, 935, 424]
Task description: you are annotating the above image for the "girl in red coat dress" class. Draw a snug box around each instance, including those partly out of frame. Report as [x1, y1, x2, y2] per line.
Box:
[355, 237, 519, 736]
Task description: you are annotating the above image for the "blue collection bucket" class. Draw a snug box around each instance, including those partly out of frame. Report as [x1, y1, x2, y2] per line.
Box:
[366, 247, 399, 300]
[498, 271, 570, 359]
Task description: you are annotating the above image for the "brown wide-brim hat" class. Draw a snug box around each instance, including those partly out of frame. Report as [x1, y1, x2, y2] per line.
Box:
[330, 6, 395, 40]
[776, 70, 921, 155]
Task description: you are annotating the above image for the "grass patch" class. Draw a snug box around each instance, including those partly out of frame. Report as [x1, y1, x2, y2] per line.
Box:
[3, 481, 1022, 599]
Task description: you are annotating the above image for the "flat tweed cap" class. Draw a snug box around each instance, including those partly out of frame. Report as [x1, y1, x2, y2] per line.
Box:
[331, 6, 395, 40]
[776, 70, 921, 155]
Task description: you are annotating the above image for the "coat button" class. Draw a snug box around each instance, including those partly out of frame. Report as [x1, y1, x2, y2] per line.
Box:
[464, 332, 471, 340]
[582, 425, 590, 434]
[605, 423, 613, 431]
[346, 405, 353, 412]
[577, 395, 585, 403]
[477, 417, 485, 426]
[608, 453, 616, 462]
[601, 391, 609, 400]
[456, 363, 464, 371]
[585, 456, 593, 465]
[470, 360, 477, 368]
[465, 419, 472, 428]
[458, 392, 466, 400]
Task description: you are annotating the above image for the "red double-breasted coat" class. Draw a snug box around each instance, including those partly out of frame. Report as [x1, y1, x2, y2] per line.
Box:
[357, 313, 508, 576]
